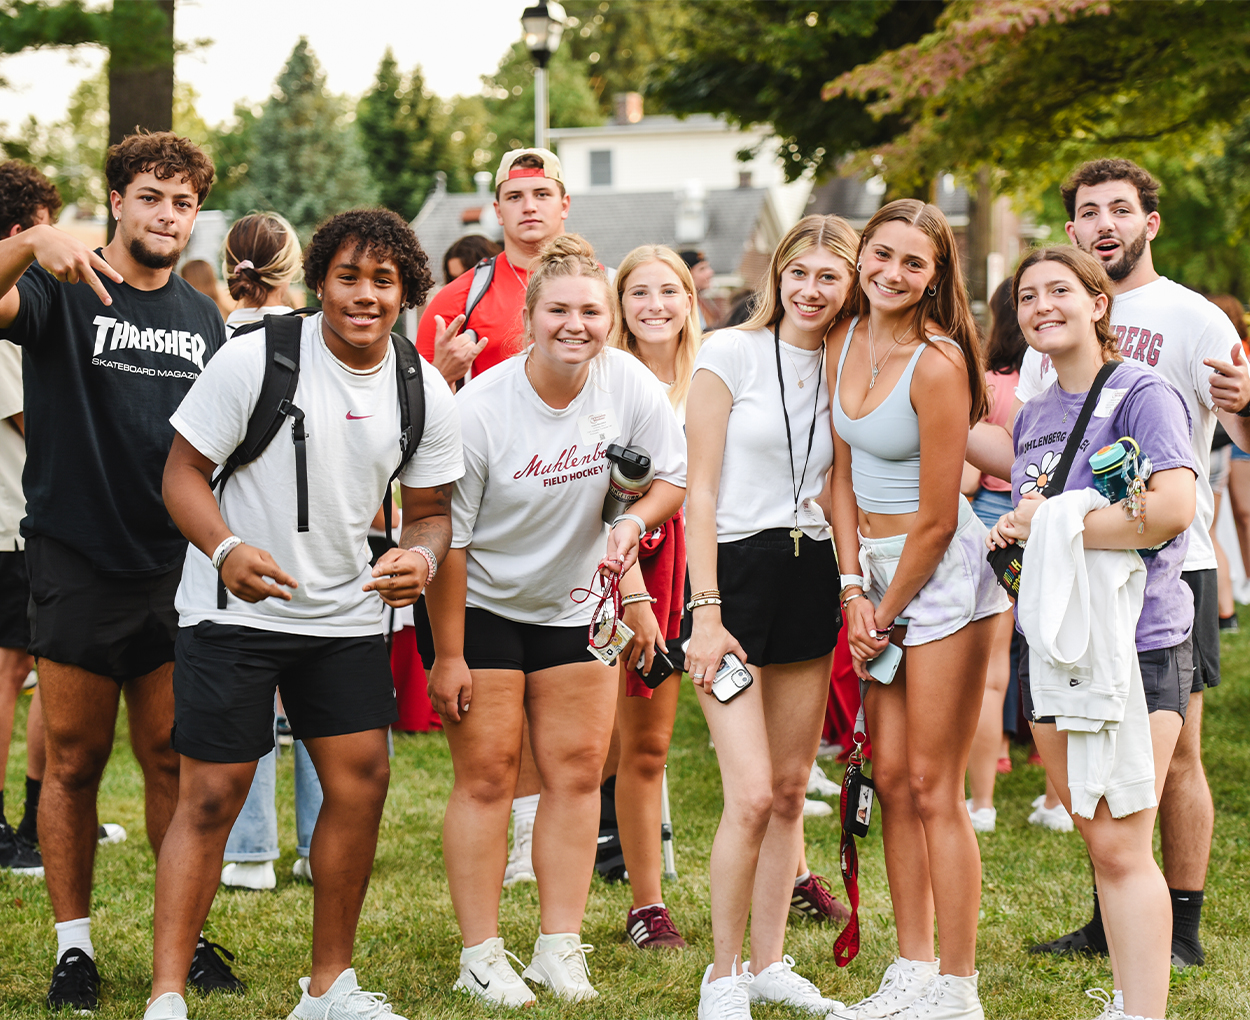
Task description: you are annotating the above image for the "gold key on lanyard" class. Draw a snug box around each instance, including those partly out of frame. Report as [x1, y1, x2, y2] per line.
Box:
[791, 527, 803, 557]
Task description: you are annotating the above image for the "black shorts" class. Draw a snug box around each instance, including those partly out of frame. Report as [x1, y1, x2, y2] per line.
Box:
[718, 529, 841, 669]
[0, 548, 30, 650]
[1182, 569, 1220, 691]
[172, 621, 399, 763]
[461, 607, 596, 673]
[1020, 636, 1191, 723]
[26, 534, 180, 683]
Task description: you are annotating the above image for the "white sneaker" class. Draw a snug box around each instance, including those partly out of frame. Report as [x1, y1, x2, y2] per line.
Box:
[826, 957, 940, 1019]
[699, 961, 753, 1020]
[221, 861, 277, 890]
[286, 968, 405, 1019]
[803, 798, 834, 817]
[964, 799, 996, 833]
[453, 937, 535, 1007]
[746, 955, 844, 1014]
[502, 815, 535, 887]
[891, 972, 983, 1020]
[808, 762, 841, 799]
[522, 933, 597, 1001]
[1029, 797, 1074, 832]
[1085, 988, 1123, 1020]
[144, 992, 188, 1019]
[292, 857, 313, 883]
[98, 823, 127, 845]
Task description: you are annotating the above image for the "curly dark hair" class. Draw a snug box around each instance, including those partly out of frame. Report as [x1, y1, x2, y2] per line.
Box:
[1061, 158, 1160, 219]
[104, 131, 215, 205]
[0, 160, 63, 234]
[303, 209, 434, 311]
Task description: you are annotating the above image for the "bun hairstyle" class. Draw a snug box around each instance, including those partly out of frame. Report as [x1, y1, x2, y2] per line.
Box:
[521, 234, 613, 350]
[740, 214, 859, 334]
[610, 244, 702, 411]
[1013, 245, 1121, 362]
[854, 199, 987, 424]
[222, 211, 302, 307]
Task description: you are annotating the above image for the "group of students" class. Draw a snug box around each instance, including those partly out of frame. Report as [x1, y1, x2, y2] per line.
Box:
[0, 133, 1238, 1020]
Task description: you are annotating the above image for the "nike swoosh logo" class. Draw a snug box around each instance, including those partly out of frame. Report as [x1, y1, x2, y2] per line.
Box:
[345, 411, 374, 420]
[471, 972, 490, 990]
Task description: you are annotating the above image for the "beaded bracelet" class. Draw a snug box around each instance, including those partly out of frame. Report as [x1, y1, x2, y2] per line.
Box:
[686, 596, 723, 611]
[621, 592, 657, 606]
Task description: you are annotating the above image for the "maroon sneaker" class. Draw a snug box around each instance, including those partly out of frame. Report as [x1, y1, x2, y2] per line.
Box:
[626, 905, 688, 950]
[790, 872, 852, 924]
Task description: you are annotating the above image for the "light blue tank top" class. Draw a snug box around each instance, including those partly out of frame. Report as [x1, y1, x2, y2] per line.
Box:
[832, 317, 959, 514]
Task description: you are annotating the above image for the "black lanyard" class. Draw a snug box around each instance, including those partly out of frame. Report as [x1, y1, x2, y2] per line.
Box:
[774, 322, 825, 556]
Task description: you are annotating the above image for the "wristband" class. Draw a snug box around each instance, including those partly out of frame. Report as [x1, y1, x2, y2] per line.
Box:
[839, 573, 865, 594]
[688, 589, 721, 601]
[621, 592, 657, 606]
[686, 596, 723, 611]
[1238, 398, 1250, 418]
[611, 513, 648, 536]
[211, 536, 244, 572]
[408, 545, 438, 582]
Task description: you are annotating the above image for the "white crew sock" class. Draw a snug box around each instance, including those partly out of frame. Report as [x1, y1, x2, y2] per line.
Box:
[512, 794, 539, 826]
[536, 930, 578, 950]
[55, 917, 94, 960]
[795, 870, 811, 886]
[632, 901, 665, 912]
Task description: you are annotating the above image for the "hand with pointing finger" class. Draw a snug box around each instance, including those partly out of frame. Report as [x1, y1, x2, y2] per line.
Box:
[431, 312, 489, 385]
[1204, 342, 1250, 413]
[27, 224, 123, 305]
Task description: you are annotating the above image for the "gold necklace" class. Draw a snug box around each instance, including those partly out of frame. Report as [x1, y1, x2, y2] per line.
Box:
[781, 343, 822, 388]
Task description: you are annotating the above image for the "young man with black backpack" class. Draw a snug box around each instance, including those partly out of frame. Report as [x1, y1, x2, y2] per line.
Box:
[146, 209, 462, 1020]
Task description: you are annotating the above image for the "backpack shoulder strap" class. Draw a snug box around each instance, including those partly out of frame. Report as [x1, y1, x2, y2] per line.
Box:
[382, 334, 428, 546]
[461, 254, 498, 328]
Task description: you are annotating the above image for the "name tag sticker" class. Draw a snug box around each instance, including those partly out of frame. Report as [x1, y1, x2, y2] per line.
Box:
[578, 409, 618, 445]
[1093, 387, 1128, 418]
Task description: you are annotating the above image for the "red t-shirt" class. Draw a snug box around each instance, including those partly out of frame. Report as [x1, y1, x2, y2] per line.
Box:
[415, 253, 529, 380]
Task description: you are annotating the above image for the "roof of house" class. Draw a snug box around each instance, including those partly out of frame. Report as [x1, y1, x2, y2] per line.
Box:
[412, 186, 773, 275]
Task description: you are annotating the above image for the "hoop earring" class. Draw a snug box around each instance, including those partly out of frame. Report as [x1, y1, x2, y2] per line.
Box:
[926, 284, 937, 297]
[856, 262, 862, 273]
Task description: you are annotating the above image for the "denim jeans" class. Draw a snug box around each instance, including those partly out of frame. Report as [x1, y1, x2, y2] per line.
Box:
[223, 741, 323, 861]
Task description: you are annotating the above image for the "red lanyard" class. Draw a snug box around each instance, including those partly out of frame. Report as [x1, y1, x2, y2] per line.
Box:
[833, 707, 870, 967]
[571, 561, 623, 648]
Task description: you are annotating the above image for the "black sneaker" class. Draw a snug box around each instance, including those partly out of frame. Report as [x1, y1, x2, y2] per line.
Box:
[46, 948, 99, 1013]
[187, 938, 246, 995]
[1028, 925, 1108, 957]
[0, 820, 44, 876]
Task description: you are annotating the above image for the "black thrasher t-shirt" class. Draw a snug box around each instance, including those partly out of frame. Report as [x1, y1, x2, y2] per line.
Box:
[8, 257, 226, 576]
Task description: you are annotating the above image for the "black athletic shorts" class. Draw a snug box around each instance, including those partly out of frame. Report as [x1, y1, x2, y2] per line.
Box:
[717, 529, 841, 669]
[172, 621, 399, 763]
[0, 548, 30, 650]
[1182, 569, 1220, 692]
[26, 534, 180, 683]
[1020, 636, 1191, 724]
[462, 607, 596, 674]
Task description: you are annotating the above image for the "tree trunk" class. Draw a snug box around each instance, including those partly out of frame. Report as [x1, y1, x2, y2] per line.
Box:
[965, 166, 993, 323]
[106, 0, 175, 239]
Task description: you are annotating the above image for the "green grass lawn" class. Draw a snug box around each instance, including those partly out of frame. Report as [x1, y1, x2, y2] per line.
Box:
[3, 620, 1248, 1019]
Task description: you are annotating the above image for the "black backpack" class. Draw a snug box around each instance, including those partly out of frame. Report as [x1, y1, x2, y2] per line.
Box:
[213, 309, 426, 607]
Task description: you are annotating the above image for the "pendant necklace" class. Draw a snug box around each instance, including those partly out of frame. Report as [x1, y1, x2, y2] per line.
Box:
[774, 322, 825, 557]
[505, 254, 529, 290]
[781, 344, 822, 388]
[867, 319, 914, 389]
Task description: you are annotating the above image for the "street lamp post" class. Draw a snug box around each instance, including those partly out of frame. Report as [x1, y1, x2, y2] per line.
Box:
[521, 1, 565, 150]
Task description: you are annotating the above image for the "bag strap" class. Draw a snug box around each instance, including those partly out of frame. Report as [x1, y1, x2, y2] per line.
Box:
[462, 255, 498, 330]
[382, 334, 427, 547]
[1042, 360, 1119, 497]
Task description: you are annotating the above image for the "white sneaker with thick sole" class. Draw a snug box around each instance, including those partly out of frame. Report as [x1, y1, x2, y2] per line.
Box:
[286, 968, 405, 1019]
[803, 798, 833, 817]
[292, 857, 313, 883]
[98, 823, 127, 845]
[522, 933, 597, 1002]
[746, 956, 843, 1014]
[891, 972, 984, 1020]
[826, 957, 940, 1019]
[698, 962, 753, 1020]
[1029, 795, 1074, 832]
[964, 799, 996, 833]
[1084, 988, 1124, 1020]
[452, 937, 535, 1008]
[807, 762, 841, 799]
[144, 992, 189, 1019]
[221, 861, 277, 890]
[502, 815, 535, 887]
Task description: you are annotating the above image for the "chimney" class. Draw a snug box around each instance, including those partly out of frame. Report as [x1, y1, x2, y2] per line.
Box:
[433, 170, 447, 195]
[474, 171, 493, 197]
[675, 179, 707, 244]
[613, 91, 643, 125]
